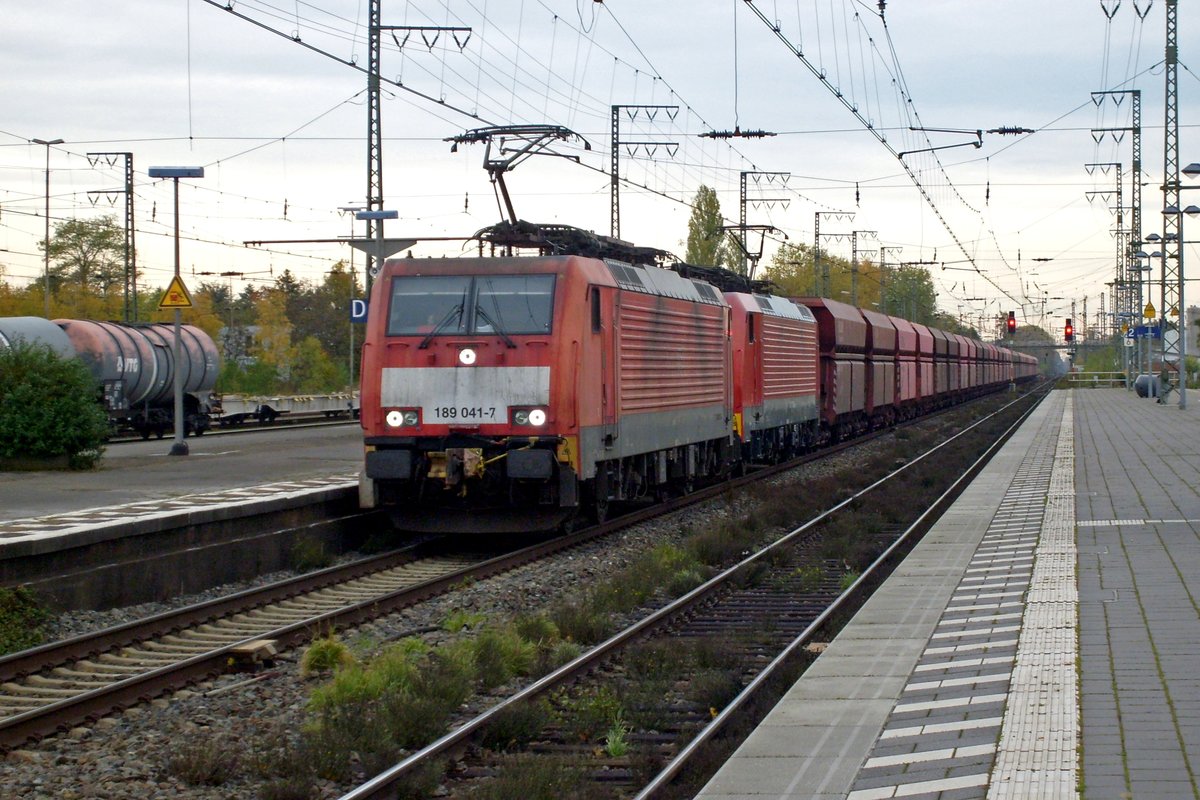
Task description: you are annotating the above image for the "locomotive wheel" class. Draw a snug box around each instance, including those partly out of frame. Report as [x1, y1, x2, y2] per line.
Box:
[155, 429, 165, 439]
[140, 430, 151, 441]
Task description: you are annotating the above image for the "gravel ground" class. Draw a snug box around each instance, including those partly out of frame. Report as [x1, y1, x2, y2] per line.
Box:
[0, 437, 893, 800]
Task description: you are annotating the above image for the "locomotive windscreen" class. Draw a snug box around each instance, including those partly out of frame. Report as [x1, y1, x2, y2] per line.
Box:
[386, 274, 555, 336]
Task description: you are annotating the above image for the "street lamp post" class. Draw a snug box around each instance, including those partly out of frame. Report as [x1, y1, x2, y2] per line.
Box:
[338, 205, 365, 386]
[1160, 160, 1200, 409]
[149, 166, 204, 456]
[32, 138, 64, 318]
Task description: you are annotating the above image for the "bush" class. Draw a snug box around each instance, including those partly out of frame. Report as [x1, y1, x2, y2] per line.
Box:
[0, 341, 109, 468]
[290, 534, 334, 572]
[300, 633, 356, 677]
[480, 700, 553, 751]
[471, 754, 604, 800]
[549, 601, 613, 645]
[473, 626, 536, 689]
[0, 587, 50, 656]
[556, 686, 624, 743]
[686, 669, 743, 710]
[302, 636, 471, 779]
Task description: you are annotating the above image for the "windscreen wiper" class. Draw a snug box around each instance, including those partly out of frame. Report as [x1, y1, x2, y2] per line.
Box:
[418, 303, 463, 349]
[475, 305, 518, 349]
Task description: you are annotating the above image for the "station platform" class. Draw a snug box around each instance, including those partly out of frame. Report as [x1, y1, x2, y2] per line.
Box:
[697, 388, 1200, 800]
[0, 425, 361, 557]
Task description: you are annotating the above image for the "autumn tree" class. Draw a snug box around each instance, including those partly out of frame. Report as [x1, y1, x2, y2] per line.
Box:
[252, 288, 296, 384]
[286, 262, 359, 377]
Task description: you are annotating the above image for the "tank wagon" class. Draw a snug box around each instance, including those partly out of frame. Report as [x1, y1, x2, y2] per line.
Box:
[358, 224, 1039, 532]
[0, 316, 220, 438]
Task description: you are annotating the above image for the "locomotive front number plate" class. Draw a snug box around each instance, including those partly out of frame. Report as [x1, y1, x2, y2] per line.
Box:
[429, 406, 500, 422]
[382, 366, 551, 422]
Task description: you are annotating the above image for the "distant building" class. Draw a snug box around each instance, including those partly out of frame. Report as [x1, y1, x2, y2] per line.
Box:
[218, 324, 258, 365]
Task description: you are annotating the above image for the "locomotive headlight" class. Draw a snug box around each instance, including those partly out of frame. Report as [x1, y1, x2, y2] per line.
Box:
[511, 408, 546, 426]
[385, 409, 420, 427]
[458, 348, 477, 365]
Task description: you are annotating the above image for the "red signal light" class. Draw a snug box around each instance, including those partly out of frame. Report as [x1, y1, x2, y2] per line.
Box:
[1006, 311, 1016, 335]
[1064, 319, 1074, 342]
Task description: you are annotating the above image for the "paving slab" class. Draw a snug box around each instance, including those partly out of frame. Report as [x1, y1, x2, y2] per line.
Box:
[697, 388, 1200, 799]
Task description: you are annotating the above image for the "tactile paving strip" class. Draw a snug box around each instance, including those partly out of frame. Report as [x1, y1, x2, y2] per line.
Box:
[847, 394, 1074, 800]
[988, 398, 1077, 799]
[0, 473, 359, 543]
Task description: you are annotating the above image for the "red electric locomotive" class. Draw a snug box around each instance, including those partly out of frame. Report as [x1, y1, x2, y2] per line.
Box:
[725, 292, 820, 461]
[358, 241, 737, 530]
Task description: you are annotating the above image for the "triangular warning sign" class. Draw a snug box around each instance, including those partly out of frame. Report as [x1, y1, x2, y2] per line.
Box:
[158, 275, 194, 309]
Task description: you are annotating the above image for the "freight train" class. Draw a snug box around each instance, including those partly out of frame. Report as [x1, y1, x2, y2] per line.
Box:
[357, 224, 1037, 531]
[0, 316, 220, 439]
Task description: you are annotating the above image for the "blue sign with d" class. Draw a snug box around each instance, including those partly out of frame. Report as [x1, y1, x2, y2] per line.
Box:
[350, 299, 368, 323]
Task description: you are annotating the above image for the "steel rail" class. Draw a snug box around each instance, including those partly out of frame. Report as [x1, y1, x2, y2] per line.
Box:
[634, 385, 1050, 798]
[337, 385, 1050, 800]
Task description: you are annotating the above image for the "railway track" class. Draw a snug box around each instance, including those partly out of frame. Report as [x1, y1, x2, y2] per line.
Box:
[0, 542, 484, 751]
[0, 451, 815, 753]
[337, 385, 1050, 800]
[0, 385, 1046, 784]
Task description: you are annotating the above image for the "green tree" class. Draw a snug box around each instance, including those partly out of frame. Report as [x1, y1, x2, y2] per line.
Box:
[291, 335, 342, 392]
[43, 216, 126, 311]
[880, 265, 938, 323]
[685, 186, 739, 271]
[0, 341, 109, 468]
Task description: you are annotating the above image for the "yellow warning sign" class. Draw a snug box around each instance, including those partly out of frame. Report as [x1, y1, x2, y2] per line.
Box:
[1143, 302, 1156, 319]
[158, 275, 194, 309]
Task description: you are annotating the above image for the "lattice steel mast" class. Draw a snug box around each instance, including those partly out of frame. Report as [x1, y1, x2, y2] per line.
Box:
[86, 152, 136, 321]
[1161, 0, 1185, 407]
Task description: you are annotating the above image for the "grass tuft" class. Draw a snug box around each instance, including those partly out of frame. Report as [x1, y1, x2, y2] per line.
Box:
[165, 737, 239, 786]
[300, 633, 355, 677]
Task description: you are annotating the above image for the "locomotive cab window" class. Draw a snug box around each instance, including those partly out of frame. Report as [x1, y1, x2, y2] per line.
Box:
[387, 276, 469, 335]
[473, 275, 555, 334]
[386, 274, 555, 337]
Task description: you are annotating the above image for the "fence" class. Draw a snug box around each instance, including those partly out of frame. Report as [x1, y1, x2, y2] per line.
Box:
[1064, 371, 1126, 388]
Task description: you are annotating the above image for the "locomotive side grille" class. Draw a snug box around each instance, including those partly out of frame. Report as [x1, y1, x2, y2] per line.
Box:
[760, 315, 818, 399]
[617, 295, 727, 412]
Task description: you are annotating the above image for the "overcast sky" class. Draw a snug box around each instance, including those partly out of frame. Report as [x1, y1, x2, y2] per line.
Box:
[1, 0, 1195, 334]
